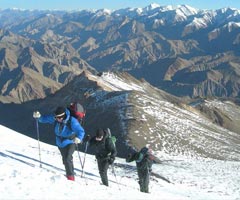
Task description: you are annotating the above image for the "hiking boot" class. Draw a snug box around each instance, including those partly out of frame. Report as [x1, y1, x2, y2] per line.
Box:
[67, 175, 75, 181]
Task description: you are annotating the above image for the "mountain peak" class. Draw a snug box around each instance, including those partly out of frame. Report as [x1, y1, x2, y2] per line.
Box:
[144, 3, 160, 10]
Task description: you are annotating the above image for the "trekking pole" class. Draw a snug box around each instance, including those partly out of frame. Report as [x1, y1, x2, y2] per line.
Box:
[76, 144, 83, 169]
[81, 141, 89, 177]
[35, 118, 42, 168]
[76, 143, 88, 185]
[111, 164, 121, 190]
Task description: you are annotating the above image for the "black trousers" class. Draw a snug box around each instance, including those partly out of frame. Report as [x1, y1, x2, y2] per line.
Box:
[137, 169, 150, 193]
[97, 158, 110, 186]
[58, 143, 75, 176]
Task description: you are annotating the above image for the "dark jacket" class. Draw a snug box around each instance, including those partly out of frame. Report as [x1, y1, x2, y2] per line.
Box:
[89, 131, 117, 160]
[126, 147, 153, 193]
[126, 148, 153, 172]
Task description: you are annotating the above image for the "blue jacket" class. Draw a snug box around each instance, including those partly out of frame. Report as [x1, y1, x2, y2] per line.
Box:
[38, 108, 85, 148]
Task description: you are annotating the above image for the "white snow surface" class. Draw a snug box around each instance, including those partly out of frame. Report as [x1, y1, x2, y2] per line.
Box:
[0, 125, 240, 200]
[89, 72, 144, 92]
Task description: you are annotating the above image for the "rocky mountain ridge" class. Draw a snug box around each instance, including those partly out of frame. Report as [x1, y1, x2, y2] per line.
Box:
[0, 4, 240, 101]
[0, 71, 239, 160]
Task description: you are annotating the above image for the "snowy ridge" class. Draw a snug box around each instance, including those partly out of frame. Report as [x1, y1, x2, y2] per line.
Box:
[129, 90, 240, 160]
[88, 72, 144, 92]
[1, 5, 240, 38]
[101, 72, 144, 92]
[83, 71, 240, 160]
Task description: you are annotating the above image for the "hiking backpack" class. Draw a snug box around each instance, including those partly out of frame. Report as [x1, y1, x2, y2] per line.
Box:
[68, 102, 86, 125]
[136, 147, 154, 163]
[104, 128, 117, 148]
[61, 102, 85, 133]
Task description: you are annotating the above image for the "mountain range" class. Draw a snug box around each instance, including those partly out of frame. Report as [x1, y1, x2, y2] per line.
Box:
[0, 5, 240, 161]
[0, 4, 240, 102]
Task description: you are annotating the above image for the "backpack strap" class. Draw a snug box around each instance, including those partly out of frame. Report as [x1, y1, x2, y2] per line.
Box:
[66, 116, 72, 131]
[54, 116, 72, 130]
[54, 116, 76, 140]
[136, 152, 144, 163]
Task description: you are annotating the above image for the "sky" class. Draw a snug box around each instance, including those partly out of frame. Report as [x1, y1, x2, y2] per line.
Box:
[0, 0, 239, 11]
[1, 124, 240, 200]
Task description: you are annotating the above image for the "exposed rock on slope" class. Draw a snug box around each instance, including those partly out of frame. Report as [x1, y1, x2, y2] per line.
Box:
[1, 71, 239, 161]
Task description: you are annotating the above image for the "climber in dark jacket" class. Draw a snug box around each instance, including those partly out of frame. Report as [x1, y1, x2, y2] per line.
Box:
[87, 128, 117, 186]
[126, 147, 154, 193]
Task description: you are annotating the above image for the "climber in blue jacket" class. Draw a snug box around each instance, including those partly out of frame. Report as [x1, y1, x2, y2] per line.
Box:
[33, 106, 85, 181]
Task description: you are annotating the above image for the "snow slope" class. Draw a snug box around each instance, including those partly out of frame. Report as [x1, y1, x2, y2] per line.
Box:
[0, 125, 239, 200]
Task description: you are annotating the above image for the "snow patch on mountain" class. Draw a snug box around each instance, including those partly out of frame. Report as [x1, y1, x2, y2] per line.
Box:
[88, 72, 144, 92]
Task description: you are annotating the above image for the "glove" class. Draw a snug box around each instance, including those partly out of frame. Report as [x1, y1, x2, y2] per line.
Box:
[108, 157, 115, 165]
[83, 135, 91, 143]
[33, 111, 41, 119]
[73, 137, 81, 144]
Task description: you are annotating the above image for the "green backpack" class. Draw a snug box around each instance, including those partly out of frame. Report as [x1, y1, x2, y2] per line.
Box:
[105, 128, 117, 148]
